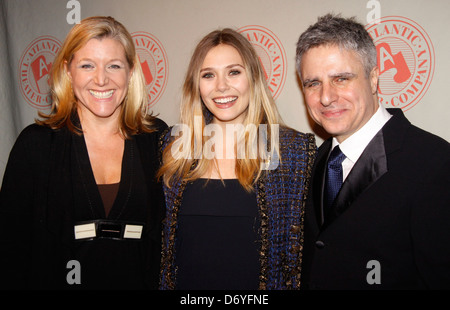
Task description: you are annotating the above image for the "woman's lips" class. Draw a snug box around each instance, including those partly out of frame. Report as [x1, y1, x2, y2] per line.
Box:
[213, 96, 237, 108]
[89, 89, 115, 99]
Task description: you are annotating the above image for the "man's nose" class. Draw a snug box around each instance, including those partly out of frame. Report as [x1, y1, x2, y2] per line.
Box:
[320, 83, 338, 106]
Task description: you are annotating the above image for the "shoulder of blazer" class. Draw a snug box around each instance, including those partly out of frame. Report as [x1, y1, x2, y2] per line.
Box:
[134, 117, 169, 145]
[278, 126, 317, 160]
[1, 123, 55, 196]
[383, 108, 450, 156]
[17, 123, 54, 142]
[134, 117, 169, 166]
[11, 124, 61, 164]
[263, 126, 317, 202]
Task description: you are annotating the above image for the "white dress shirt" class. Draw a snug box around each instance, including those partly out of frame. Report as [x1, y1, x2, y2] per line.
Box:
[331, 104, 392, 181]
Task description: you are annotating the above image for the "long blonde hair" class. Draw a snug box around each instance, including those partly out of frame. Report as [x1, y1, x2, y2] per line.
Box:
[38, 16, 155, 137]
[158, 28, 283, 191]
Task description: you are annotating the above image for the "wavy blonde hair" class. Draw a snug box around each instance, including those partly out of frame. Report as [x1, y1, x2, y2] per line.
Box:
[38, 16, 155, 137]
[158, 28, 283, 191]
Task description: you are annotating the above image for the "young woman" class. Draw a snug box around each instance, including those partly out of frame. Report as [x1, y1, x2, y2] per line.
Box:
[158, 28, 316, 290]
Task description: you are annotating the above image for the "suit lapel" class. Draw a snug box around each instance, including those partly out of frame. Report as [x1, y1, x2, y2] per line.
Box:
[330, 130, 388, 223]
[316, 108, 410, 230]
[334, 106, 414, 214]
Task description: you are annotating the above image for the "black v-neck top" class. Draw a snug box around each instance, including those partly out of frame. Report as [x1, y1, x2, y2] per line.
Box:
[70, 134, 151, 289]
[175, 178, 260, 290]
[72, 135, 133, 220]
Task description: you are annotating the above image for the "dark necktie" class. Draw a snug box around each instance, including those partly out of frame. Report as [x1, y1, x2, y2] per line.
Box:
[325, 146, 346, 215]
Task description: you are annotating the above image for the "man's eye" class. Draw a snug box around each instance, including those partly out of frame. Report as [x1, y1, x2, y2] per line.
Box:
[305, 81, 319, 88]
[334, 74, 355, 84]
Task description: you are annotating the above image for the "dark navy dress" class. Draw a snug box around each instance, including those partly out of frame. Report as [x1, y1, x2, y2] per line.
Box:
[175, 178, 260, 290]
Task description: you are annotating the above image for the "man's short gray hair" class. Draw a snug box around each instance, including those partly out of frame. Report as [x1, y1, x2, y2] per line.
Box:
[295, 13, 377, 78]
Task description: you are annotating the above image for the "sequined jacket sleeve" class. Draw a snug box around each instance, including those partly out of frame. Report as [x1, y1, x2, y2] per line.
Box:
[256, 126, 316, 289]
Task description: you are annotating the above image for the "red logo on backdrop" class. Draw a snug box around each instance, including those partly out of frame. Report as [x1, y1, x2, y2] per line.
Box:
[238, 25, 287, 100]
[19, 36, 62, 109]
[366, 16, 435, 111]
[132, 32, 168, 108]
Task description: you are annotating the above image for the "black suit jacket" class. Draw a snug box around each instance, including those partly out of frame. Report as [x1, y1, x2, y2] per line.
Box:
[302, 108, 450, 289]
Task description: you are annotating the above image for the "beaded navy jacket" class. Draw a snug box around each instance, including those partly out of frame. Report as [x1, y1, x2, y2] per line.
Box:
[159, 126, 316, 290]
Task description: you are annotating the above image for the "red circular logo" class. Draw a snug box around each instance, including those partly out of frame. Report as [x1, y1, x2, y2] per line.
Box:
[238, 25, 287, 100]
[366, 16, 435, 111]
[18, 36, 62, 109]
[132, 32, 169, 108]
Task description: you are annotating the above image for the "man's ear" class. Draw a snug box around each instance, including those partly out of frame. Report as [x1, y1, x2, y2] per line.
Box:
[370, 66, 379, 94]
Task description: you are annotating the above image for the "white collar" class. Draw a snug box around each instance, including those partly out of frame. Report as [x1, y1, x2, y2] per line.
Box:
[332, 104, 392, 163]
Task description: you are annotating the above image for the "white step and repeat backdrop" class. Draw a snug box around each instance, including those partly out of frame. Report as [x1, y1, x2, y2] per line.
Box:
[1, 0, 449, 185]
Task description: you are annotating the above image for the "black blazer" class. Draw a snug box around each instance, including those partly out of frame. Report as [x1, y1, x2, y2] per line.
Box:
[301, 108, 450, 289]
[0, 118, 167, 289]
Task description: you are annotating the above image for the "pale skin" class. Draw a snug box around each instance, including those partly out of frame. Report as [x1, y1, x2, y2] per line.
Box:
[300, 45, 379, 143]
[66, 38, 132, 184]
[199, 44, 251, 179]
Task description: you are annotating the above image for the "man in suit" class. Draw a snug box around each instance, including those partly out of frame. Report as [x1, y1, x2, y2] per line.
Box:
[295, 14, 450, 289]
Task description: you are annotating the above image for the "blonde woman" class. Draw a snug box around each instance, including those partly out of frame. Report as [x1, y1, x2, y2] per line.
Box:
[158, 28, 316, 290]
[0, 16, 166, 289]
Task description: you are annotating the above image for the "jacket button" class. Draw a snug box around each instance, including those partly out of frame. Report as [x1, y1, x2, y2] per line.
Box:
[315, 240, 325, 248]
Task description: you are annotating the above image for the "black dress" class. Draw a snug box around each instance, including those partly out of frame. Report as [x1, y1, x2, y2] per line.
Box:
[175, 178, 260, 290]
